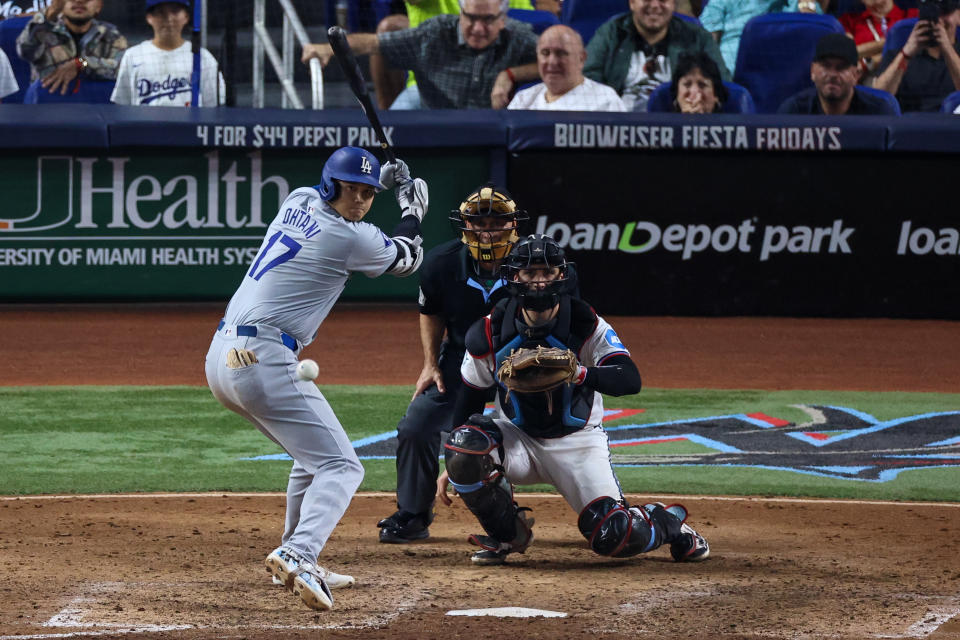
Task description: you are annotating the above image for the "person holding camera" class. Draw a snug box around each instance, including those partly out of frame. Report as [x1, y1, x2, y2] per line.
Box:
[874, 0, 960, 111]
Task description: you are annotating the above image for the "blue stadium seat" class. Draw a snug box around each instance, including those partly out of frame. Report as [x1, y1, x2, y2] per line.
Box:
[733, 12, 845, 114]
[562, 0, 703, 45]
[941, 89, 960, 112]
[0, 15, 33, 104]
[646, 80, 756, 113]
[24, 78, 115, 104]
[325, 0, 386, 33]
[508, 8, 560, 35]
[561, 0, 628, 44]
[882, 17, 917, 59]
[857, 85, 902, 115]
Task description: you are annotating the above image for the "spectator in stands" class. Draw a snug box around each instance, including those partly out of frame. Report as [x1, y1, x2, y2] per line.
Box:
[16, 0, 127, 95]
[778, 32, 899, 113]
[839, 0, 917, 77]
[111, 0, 225, 106]
[0, 49, 18, 102]
[508, 25, 626, 110]
[874, 0, 960, 111]
[302, 0, 539, 109]
[666, 51, 728, 112]
[699, 0, 824, 75]
[371, 0, 537, 110]
[583, 0, 730, 112]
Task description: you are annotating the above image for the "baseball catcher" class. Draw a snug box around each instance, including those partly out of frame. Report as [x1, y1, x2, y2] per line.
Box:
[439, 234, 711, 565]
[377, 185, 582, 544]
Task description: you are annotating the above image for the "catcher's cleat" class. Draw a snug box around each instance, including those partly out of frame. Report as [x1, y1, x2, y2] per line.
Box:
[377, 510, 432, 543]
[467, 529, 532, 566]
[643, 502, 710, 562]
[264, 546, 334, 610]
[671, 524, 711, 562]
[471, 548, 510, 565]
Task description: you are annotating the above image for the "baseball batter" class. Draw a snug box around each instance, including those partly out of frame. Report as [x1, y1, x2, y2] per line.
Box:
[111, 0, 224, 106]
[439, 234, 711, 565]
[205, 146, 427, 611]
[378, 185, 579, 543]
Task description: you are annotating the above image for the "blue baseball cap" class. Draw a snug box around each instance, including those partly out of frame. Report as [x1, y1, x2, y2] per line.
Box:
[146, 0, 190, 11]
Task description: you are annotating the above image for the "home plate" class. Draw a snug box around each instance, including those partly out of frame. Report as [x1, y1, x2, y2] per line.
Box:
[446, 607, 567, 618]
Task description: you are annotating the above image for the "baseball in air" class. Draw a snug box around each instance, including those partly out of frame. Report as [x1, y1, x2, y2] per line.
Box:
[296, 359, 320, 381]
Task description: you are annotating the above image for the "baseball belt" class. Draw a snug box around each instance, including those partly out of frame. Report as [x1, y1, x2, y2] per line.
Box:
[217, 320, 299, 352]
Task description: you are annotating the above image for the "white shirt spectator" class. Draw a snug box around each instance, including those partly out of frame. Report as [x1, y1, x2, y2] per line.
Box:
[0, 49, 19, 100]
[508, 77, 626, 111]
[111, 41, 224, 106]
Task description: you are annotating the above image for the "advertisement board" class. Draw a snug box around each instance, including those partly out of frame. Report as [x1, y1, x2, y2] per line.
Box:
[0, 148, 487, 301]
[509, 149, 959, 318]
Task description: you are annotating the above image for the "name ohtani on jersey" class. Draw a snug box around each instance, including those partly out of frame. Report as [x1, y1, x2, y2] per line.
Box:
[282, 207, 322, 239]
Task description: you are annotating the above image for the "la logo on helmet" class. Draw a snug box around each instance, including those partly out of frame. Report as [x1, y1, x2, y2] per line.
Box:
[360, 156, 373, 175]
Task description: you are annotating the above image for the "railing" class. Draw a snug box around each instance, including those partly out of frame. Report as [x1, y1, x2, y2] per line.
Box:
[252, 0, 323, 109]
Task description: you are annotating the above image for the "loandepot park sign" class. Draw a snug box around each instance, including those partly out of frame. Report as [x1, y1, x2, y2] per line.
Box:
[532, 216, 960, 261]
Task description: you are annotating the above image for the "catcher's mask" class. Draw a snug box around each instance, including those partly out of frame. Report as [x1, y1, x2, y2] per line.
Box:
[501, 233, 571, 313]
[316, 146, 385, 202]
[449, 184, 527, 264]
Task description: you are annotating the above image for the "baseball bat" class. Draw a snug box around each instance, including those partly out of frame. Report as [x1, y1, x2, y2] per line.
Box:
[327, 26, 396, 164]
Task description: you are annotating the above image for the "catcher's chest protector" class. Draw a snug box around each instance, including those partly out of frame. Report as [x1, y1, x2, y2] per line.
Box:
[488, 297, 596, 437]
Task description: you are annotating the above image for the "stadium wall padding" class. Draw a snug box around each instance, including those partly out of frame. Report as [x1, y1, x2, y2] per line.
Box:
[0, 105, 957, 318]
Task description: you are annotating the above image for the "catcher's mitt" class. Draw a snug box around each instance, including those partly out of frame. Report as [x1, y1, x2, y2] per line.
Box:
[497, 346, 580, 395]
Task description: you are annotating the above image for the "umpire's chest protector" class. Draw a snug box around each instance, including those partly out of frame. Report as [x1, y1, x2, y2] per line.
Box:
[478, 296, 599, 438]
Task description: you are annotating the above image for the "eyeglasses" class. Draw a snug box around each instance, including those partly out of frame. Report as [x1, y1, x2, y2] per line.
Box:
[461, 11, 503, 26]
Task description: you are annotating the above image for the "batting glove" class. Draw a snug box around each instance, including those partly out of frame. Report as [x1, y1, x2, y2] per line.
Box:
[396, 177, 428, 222]
[379, 158, 411, 190]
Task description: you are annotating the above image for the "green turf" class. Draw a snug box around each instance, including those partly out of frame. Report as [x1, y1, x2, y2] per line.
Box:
[1, 385, 958, 500]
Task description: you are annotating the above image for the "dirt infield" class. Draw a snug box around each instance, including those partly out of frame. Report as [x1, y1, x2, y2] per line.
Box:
[2, 303, 959, 391]
[1, 305, 959, 639]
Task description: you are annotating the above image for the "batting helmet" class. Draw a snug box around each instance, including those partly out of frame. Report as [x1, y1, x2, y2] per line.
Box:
[317, 146, 385, 202]
[449, 184, 527, 264]
[501, 234, 572, 312]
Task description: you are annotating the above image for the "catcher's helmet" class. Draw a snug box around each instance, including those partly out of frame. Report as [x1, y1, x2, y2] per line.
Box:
[449, 184, 528, 263]
[317, 146, 385, 202]
[502, 234, 571, 312]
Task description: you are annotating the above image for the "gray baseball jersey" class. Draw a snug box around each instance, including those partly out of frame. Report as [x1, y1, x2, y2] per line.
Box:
[223, 187, 400, 345]
[206, 185, 423, 566]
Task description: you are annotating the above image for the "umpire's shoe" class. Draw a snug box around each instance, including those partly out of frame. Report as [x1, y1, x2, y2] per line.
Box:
[377, 510, 432, 543]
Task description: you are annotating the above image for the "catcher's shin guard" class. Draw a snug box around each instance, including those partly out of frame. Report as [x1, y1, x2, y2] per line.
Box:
[578, 496, 675, 558]
[444, 418, 533, 554]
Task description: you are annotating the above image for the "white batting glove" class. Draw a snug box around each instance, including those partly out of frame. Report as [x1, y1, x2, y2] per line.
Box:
[396, 177, 428, 222]
[379, 158, 410, 190]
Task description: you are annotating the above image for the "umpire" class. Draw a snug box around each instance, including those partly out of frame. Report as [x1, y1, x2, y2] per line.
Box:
[378, 184, 532, 542]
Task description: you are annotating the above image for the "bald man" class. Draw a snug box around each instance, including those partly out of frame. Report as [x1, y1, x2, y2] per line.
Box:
[507, 25, 626, 111]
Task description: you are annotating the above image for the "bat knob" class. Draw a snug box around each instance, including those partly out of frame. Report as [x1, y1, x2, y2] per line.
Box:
[327, 26, 343, 39]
